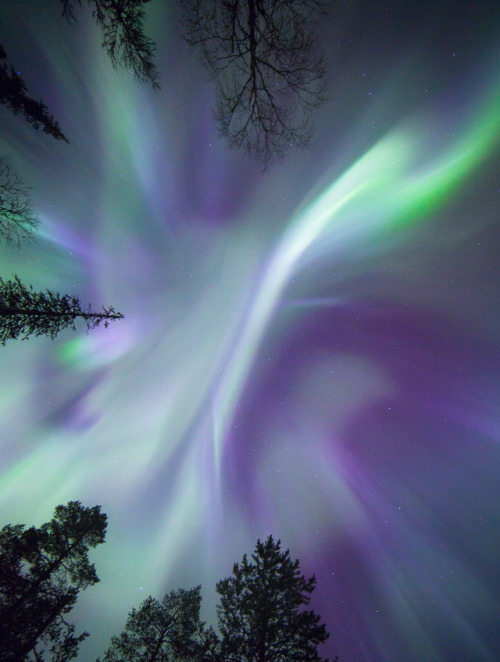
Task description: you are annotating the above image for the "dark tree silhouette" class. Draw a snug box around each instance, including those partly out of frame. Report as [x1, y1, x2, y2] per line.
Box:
[0, 158, 39, 246]
[99, 587, 207, 662]
[0, 45, 69, 142]
[60, 0, 160, 88]
[0, 275, 124, 345]
[0, 501, 107, 662]
[181, 0, 328, 166]
[216, 535, 330, 662]
[1, 2, 159, 141]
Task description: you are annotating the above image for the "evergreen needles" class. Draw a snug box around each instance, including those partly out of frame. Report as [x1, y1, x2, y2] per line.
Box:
[0, 275, 124, 345]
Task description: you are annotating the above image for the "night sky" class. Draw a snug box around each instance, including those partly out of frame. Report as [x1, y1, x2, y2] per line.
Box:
[1, 1, 500, 661]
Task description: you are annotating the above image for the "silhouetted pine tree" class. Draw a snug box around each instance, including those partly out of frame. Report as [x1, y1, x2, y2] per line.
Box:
[216, 535, 330, 661]
[98, 587, 207, 662]
[0, 275, 124, 344]
[0, 158, 39, 246]
[0, 501, 107, 662]
[96, 536, 337, 662]
[0, 45, 69, 142]
[60, 0, 160, 88]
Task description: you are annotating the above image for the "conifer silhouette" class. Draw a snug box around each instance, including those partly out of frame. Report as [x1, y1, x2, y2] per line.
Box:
[0, 275, 123, 344]
[61, 0, 160, 88]
[0, 45, 69, 142]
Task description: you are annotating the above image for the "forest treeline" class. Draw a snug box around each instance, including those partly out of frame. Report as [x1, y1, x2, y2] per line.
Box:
[0, 502, 337, 662]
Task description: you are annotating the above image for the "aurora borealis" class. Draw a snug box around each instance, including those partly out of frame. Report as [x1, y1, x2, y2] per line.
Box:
[1, 1, 500, 660]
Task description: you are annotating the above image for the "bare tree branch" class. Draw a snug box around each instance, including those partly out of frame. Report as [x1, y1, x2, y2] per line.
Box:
[181, 0, 328, 167]
[0, 158, 40, 247]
